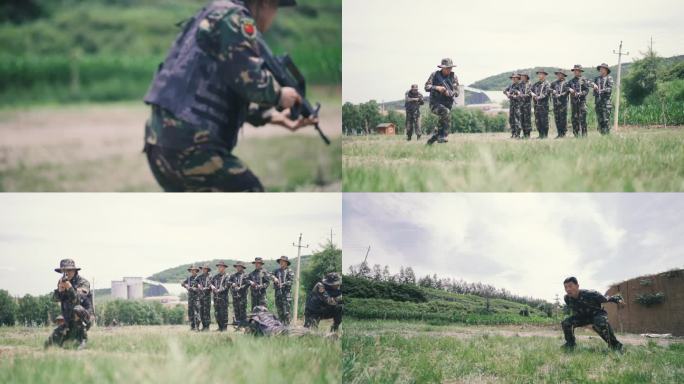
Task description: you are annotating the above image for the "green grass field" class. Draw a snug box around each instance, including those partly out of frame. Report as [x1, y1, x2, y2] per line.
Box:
[342, 320, 684, 384]
[0, 325, 340, 384]
[342, 127, 684, 192]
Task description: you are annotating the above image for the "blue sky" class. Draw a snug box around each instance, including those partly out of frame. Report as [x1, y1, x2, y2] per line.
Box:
[343, 193, 684, 301]
[343, 0, 684, 102]
[0, 194, 341, 296]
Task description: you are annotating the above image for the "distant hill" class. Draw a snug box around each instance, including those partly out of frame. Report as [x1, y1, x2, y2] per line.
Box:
[379, 89, 491, 111]
[469, 55, 684, 91]
[147, 256, 312, 284]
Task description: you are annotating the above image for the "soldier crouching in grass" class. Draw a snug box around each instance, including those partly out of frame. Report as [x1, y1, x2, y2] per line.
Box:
[561, 276, 624, 352]
[304, 272, 343, 332]
[45, 259, 93, 350]
[143, 0, 318, 192]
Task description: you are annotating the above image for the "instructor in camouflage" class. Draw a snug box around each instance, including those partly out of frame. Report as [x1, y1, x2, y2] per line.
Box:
[273, 256, 295, 325]
[404, 84, 424, 141]
[247, 257, 272, 310]
[229, 261, 250, 326]
[46, 259, 92, 350]
[211, 261, 231, 331]
[551, 70, 569, 138]
[424, 58, 459, 145]
[304, 272, 343, 332]
[567, 65, 591, 137]
[593, 63, 614, 135]
[503, 73, 522, 138]
[530, 70, 551, 139]
[561, 277, 624, 351]
[181, 265, 201, 331]
[143, 0, 315, 192]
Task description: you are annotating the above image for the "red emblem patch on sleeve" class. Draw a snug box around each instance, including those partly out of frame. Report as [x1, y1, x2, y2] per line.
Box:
[241, 19, 256, 39]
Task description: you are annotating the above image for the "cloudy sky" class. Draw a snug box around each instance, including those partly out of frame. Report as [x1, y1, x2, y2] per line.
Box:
[343, 0, 684, 103]
[0, 194, 341, 296]
[343, 194, 684, 301]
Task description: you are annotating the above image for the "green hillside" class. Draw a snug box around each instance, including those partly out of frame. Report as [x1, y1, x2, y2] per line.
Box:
[469, 55, 684, 91]
[93, 282, 169, 301]
[147, 256, 312, 283]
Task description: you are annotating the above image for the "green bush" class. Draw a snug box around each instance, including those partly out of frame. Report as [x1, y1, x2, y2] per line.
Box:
[342, 276, 427, 303]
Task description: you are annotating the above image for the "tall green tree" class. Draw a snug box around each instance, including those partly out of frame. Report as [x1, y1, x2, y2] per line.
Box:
[623, 44, 662, 105]
[302, 241, 342, 291]
[0, 290, 17, 326]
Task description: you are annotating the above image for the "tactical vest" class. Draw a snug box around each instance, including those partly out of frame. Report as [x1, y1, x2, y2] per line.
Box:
[144, 0, 248, 145]
[430, 70, 456, 109]
[405, 90, 422, 112]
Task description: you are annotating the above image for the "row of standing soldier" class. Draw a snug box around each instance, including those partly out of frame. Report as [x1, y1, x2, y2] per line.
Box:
[181, 256, 343, 333]
[504, 63, 614, 139]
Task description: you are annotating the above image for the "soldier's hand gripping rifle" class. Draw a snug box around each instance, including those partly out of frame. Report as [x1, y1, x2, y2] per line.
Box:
[256, 37, 330, 145]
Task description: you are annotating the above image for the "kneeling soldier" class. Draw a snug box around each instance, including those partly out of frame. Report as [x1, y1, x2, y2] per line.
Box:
[46, 259, 92, 350]
[304, 272, 343, 332]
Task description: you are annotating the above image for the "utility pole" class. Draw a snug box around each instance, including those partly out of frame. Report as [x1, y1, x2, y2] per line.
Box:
[363, 246, 371, 264]
[292, 233, 309, 324]
[612, 41, 629, 132]
[329, 228, 335, 245]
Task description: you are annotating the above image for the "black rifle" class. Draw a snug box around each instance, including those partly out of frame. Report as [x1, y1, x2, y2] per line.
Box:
[257, 37, 330, 145]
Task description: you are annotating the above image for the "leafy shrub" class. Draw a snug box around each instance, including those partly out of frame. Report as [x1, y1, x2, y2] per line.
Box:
[635, 292, 665, 307]
[343, 276, 427, 303]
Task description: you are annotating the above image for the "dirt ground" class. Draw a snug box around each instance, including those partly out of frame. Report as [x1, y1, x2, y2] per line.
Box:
[0, 102, 341, 191]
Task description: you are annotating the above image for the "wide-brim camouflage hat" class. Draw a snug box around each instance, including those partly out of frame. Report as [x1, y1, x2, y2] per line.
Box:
[233, 261, 246, 269]
[215, 261, 228, 268]
[54, 259, 81, 273]
[187, 265, 200, 272]
[596, 63, 611, 74]
[410, 84, 419, 89]
[571, 64, 584, 72]
[322, 272, 341, 286]
[201, 264, 212, 271]
[520, 73, 530, 79]
[279, 0, 297, 6]
[509, 73, 521, 79]
[535, 69, 549, 75]
[554, 70, 568, 77]
[252, 257, 264, 265]
[437, 58, 456, 68]
[55, 315, 65, 322]
[276, 256, 291, 265]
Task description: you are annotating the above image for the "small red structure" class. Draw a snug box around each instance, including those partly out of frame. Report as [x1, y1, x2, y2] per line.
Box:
[375, 123, 396, 135]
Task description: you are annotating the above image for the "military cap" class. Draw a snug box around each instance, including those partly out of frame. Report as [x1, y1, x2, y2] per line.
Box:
[438, 58, 456, 68]
[252, 257, 265, 265]
[520, 73, 530, 79]
[215, 261, 228, 268]
[411, 84, 419, 90]
[55, 315, 65, 322]
[554, 70, 568, 77]
[54, 259, 81, 273]
[509, 73, 521, 79]
[571, 64, 584, 72]
[276, 256, 291, 266]
[201, 264, 212, 271]
[535, 69, 549, 75]
[322, 272, 341, 286]
[596, 63, 611, 74]
[233, 261, 247, 269]
[187, 265, 200, 272]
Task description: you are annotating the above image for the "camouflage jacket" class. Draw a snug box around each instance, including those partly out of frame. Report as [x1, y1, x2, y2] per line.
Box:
[519, 81, 532, 105]
[564, 289, 619, 318]
[247, 269, 272, 295]
[181, 275, 200, 299]
[211, 272, 230, 298]
[248, 310, 287, 336]
[228, 271, 249, 297]
[503, 83, 522, 105]
[566, 77, 591, 102]
[530, 80, 551, 106]
[404, 90, 424, 113]
[53, 273, 91, 323]
[306, 282, 342, 312]
[593, 75, 614, 104]
[550, 79, 569, 105]
[272, 267, 295, 294]
[424, 70, 459, 108]
[196, 273, 213, 298]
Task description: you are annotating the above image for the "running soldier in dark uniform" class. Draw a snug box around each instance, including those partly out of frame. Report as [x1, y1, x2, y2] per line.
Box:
[424, 58, 459, 145]
[561, 276, 624, 351]
[181, 265, 201, 331]
[550, 70, 569, 138]
[143, 0, 317, 192]
[593, 63, 614, 135]
[229, 261, 250, 326]
[503, 73, 522, 138]
[45, 259, 93, 350]
[304, 272, 343, 332]
[404, 84, 424, 141]
[273, 256, 295, 325]
[211, 261, 231, 331]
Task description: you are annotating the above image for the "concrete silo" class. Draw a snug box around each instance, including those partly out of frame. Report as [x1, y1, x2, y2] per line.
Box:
[111, 281, 127, 300]
[124, 277, 144, 299]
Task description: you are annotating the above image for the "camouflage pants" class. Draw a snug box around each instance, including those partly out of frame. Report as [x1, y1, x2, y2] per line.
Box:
[251, 291, 267, 310]
[275, 291, 292, 325]
[145, 144, 263, 192]
[553, 102, 568, 136]
[509, 103, 522, 137]
[596, 102, 612, 135]
[405, 110, 421, 140]
[188, 295, 201, 330]
[521, 103, 532, 137]
[561, 314, 621, 348]
[534, 106, 550, 138]
[213, 295, 229, 331]
[429, 104, 451, 141]
[199, 294, 211, 330]
[232, 294, 248, 325]
[570, 100, 588, 137]
[47, 322, 87, 348]
[304, 304, 343, 332]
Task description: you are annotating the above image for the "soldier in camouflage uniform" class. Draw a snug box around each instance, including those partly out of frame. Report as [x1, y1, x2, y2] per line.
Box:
[46, 259, 93, 350]
[181, 265, 201, 331]
[246, 305, 289, 336]
[211, 261, 231, 331]
[229, 261, 250, 326]
[247, 257, 272, 309]
[143, 0, 316, 192]
[272, 256, 295, 324]
[561, 277, 624, 351]
[567, 65, 591, 137]
[424, 58, 459, 145]
[404, 84, 424, 141]
[519, 73, 533, 138]
[593, 63, 614, 135]
[503, 73, 522, 138]
[530, 70, 551, 139]
[304, 272, 343, 332]
[550, 70, 569, 138]
[196, 265, 213, 331]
